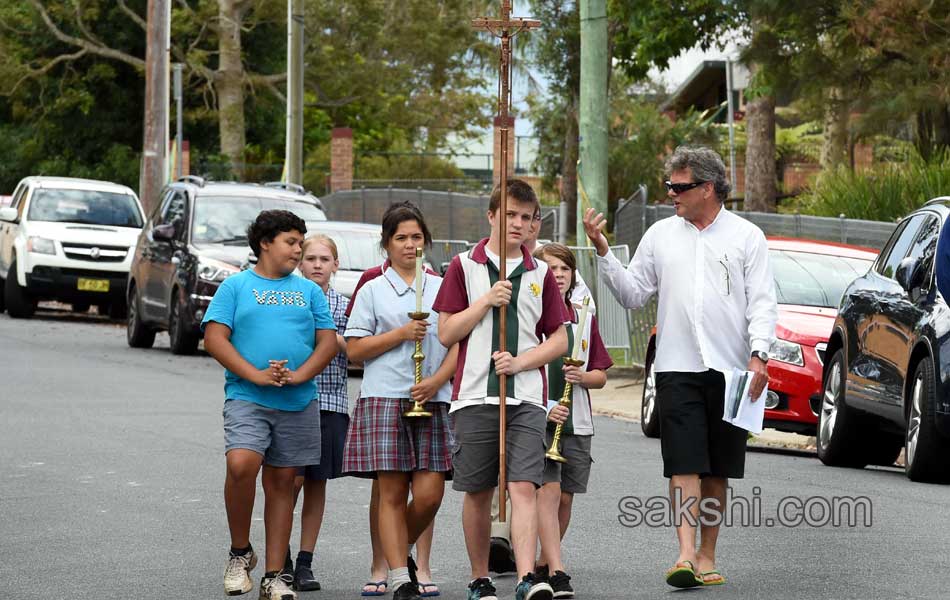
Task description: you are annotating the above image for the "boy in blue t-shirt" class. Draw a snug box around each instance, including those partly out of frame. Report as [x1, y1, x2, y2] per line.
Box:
[202, 210, 337, 600]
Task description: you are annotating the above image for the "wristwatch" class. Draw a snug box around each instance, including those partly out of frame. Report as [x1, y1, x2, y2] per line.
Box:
[751, 350, 769, 363]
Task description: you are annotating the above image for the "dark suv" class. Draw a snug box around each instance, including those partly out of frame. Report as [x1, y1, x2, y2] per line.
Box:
[126, 177, 326, 354]
[818, 197, 950, 482]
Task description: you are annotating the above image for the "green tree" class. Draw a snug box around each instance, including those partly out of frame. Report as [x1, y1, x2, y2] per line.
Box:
[527, 0, 581, 223]
[844, 0, 950, 161]
[0, 1, 497, 192]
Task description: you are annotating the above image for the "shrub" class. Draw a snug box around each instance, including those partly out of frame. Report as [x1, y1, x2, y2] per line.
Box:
[793, 153, 950, 222]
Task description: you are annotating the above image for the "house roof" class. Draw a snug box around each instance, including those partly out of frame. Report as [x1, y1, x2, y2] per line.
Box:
[660, 60, 728, 114]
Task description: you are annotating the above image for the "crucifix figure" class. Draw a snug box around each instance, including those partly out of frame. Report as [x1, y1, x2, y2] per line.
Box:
[472, 0, 540, 524]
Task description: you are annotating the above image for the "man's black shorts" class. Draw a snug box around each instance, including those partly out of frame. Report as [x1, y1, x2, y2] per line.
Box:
[656, 369, 747, 479]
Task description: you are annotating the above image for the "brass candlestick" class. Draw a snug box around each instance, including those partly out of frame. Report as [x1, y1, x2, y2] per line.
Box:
[403, 311, 433, 418]
[545, 357, 585, 463]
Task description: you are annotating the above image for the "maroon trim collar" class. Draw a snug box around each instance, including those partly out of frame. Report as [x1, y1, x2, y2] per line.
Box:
[468, 238, 537, 270]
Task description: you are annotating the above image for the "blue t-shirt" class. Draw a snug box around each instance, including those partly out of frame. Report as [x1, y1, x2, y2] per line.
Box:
[201, 269, 336, 411]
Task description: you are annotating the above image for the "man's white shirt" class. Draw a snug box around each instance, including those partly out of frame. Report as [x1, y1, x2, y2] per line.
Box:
[597, 207, 777, 373]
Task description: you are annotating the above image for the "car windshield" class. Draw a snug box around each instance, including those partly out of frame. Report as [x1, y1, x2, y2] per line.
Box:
[28, 189, 143, 227]
[318, 229, 386, 271]
[192, 196, 325, 243]
[771, 249, 873, 308]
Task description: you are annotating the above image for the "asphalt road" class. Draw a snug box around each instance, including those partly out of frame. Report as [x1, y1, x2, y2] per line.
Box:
[2, 309, 949, 599]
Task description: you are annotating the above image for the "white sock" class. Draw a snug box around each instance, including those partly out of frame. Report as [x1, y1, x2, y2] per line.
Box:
[389, 567, 411, 590]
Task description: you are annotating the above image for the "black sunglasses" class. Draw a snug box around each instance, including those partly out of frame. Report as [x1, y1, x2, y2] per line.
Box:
[664, 180, 708, 195]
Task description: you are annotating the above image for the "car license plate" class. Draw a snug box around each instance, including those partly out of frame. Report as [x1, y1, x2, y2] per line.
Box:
[77, 278, 109, 292]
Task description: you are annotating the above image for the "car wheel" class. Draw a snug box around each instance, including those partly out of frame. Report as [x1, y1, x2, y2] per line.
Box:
[904, 358, 950, 483]
[72, 302, 90, 314]
[816, 349, 867, 468]
[168, 289, 199, 355]
[4, 258, 36, 319]
[126, 283, 156, 349]
[640, 350, 661, 438]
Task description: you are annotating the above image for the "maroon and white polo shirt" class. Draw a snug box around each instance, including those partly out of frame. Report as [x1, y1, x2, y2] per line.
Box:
[433, 238, 569, 413]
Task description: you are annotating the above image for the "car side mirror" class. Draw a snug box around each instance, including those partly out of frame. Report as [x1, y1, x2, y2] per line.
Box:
[0, 207, 18, 223]
[896, 256, 925, 292]
[152, 223, 176, 242]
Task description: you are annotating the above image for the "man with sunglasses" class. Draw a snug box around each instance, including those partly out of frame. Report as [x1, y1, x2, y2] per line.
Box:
[582, 146, 777, 589]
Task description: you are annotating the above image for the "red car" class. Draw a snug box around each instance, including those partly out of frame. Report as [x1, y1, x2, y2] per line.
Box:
[640, 237, 879, 438]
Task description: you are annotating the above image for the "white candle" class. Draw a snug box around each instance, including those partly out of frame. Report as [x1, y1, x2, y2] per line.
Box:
[415, 248, 424, 313]
[571, 296, 591, 360]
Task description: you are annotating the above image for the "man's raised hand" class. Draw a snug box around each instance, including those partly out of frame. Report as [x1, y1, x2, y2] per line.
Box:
[582, 208, 609, 256]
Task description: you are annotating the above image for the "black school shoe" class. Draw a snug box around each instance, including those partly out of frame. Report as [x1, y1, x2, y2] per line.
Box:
[549, 570, 574, 599]
[292, 564, 321, 591]
[466, 577, 498, 600]
[514, 573, 554, 600]
[488, 537, 517, 574]
[393, 581, 422, 600]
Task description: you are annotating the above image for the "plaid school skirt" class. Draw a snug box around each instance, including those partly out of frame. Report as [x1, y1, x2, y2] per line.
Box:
[342, 397, 454, 477]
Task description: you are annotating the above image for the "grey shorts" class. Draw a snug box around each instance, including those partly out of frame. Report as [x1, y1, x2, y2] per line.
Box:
[450, 402, 546, 492]
[542, 431, 593, 494]
[223, 399, 321, 468]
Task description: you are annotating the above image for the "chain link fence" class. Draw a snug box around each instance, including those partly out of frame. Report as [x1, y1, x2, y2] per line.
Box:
[614, 196, 898, 252]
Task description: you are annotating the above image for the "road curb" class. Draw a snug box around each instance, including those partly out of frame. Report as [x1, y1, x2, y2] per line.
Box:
[592, 406, 818, 453]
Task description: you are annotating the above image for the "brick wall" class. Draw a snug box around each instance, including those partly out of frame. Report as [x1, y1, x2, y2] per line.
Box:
[330, 128, 353, 192]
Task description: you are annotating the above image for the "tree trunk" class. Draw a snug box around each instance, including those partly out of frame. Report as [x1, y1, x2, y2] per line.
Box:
[744, 92, 777, 212]
[216, 0, 248, 180]
[561, 95, 579, 234]
[820, 87, 849, 171]
[917, 104, 950, 161]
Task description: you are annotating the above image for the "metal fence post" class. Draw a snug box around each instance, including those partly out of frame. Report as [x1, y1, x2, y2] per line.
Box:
[839, 213, 847, 243]
[447, 190, 454, 239]
[795, 210, 801, 238]
[361, 187, 367, 222]
[640, 184, 648, 242]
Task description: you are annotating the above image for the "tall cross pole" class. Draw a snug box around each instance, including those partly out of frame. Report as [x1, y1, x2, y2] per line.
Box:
[473, 1, 539, 523]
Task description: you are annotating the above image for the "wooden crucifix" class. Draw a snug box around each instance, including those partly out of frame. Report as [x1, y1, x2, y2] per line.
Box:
[472, 1, 540, 523]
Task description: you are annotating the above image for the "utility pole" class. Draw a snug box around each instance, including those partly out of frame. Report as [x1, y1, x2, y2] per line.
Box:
[286, 0, 304, 185]
[726, 58, 737, 195]
[141, 0, 169, 216]
[173, 63, 184, 180]
[577, 0, 608, 244]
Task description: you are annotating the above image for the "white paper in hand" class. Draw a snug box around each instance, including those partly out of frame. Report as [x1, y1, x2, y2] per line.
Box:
[722, 367, 767, 434]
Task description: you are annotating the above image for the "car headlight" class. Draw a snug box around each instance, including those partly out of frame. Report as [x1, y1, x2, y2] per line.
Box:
[26, 236, 56, 255]
[197, 257, 240, 282]
[770, 339, 804, 366]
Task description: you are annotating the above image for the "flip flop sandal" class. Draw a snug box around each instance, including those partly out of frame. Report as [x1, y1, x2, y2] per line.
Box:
[419, 582, 441, 597]
[361, 580, 388, 596]
[701, 570, 726, 586]
[665, 560, 703, 589]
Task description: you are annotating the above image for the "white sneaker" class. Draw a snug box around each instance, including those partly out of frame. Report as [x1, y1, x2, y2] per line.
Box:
[224, 549, 258, 596]
[259, 573, 297, 600]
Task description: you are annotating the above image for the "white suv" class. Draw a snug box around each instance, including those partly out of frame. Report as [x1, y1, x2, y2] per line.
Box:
[0, 176, 145, 319]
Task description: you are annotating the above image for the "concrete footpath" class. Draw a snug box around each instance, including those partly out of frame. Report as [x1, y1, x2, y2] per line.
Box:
[592, 367, 818, 452]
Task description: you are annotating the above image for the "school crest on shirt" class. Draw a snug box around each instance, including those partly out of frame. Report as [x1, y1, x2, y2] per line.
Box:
[582, 339, 588, 352]
[529, 282, 541, 297]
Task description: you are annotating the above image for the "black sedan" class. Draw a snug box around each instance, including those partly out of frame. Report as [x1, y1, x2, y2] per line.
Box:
[819, 197, 950, 483]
